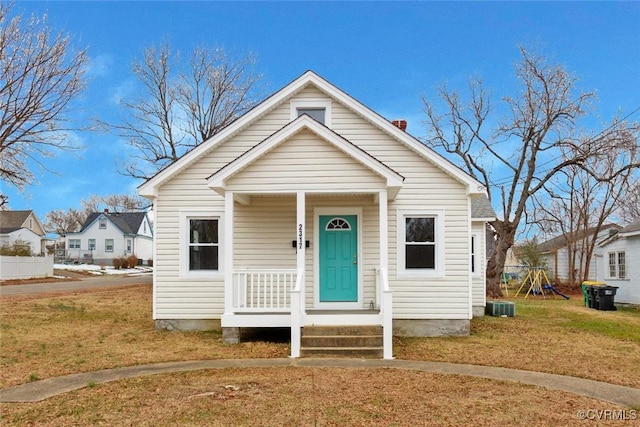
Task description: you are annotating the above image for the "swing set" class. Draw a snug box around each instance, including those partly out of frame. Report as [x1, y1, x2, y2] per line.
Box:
[514, 267, 569, 299]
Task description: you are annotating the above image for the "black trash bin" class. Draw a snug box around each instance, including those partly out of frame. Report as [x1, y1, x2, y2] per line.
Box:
[587, 285, 599, 309]
[594, 286, 618, 311]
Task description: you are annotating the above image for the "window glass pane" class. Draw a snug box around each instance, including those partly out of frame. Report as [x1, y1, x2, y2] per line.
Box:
[189, 246, 219, 270]
[406, 245, 435, 269]
[297, 108, 325, 124]
[406, 218, 435, 242]
[190, 220, 218, 244]
[618, 252, 626, 279]
[609, 253, 616, 277]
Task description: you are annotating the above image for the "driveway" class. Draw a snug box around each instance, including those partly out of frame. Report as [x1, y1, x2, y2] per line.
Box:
[0, 273, 152, 297]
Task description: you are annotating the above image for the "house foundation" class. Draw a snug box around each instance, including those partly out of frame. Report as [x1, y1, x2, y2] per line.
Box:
[392, 319, 470, 337]
[155, 319, 221, 332]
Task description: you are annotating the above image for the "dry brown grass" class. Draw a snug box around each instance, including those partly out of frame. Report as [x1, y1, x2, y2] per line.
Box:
[395, 298, 640, 389]
[1, 368, 631, 426]
[0, 285, 288, 388]
[1, 284, 640, 425]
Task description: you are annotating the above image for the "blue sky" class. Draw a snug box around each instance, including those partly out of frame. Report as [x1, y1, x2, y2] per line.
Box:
[4, 1, 640, 223]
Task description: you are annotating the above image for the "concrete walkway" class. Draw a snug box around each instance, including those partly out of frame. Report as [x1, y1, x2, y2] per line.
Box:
[2, 358, 639, 408]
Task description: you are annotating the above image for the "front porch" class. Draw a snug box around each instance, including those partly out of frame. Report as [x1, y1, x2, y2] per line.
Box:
[221, 265, 393, 359]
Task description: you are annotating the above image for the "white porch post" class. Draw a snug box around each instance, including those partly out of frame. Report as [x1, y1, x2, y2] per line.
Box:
[379, 189, 393, 359]
[224, 191, 234, 315]
[296, 191, 306, 271]
[290, 191, 306, 358]
[379, 190, 388, 271]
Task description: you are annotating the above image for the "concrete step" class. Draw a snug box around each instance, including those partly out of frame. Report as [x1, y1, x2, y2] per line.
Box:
[302, 325, 382, 336]
[301, 335, 383, 348]
[301, 325, 383, 358]
[300, 347, 384, 358]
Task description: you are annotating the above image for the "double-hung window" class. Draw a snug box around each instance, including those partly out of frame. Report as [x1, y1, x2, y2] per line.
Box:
[88, 239, 96, 250]
[608, 251, 626, 279]
[105, 239, 114, 252]
[99, 218, 107, 229]
[189, 219, 219, 270]
[68, 239, 80, 249]
[180, 211, 223, 278]
[397, 209, 445, 277]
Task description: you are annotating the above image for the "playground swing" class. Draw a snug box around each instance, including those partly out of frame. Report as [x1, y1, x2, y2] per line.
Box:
[514, 267, 570, 300]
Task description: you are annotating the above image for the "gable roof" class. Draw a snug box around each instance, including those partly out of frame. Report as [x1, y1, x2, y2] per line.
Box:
[599, 219, 640, 246]
[207, 114, 405, 200]
[139, 70, 486, 198]
[79, 212, 147, 235]
[0, 210, 43, 235]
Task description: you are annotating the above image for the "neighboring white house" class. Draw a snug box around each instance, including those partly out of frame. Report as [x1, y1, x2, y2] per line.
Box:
[138, 71, 495, 358]
[64, 210, 153, 265]
[539, 224, 621, 283]
[0, 210, 47, 255]
[595, 220, 640, 305]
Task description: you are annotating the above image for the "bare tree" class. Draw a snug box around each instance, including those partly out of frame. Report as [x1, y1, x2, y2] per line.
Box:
[104, 43, 262, 180]
[532, 132, 638, 285]
[616, 181, 640, 223]
[0, 3, 88, 193]
[422, 47, 640, 296]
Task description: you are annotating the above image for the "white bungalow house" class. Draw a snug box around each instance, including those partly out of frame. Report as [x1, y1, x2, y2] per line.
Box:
[595, 220, 640, 305]
[64, 210, 153, 265]
[138, 71, 495, 358]
[0, 210, 47, 255]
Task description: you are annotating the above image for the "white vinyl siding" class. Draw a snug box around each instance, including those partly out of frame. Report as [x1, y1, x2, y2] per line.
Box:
[151, 84, 473, 321]
[471, 222, 486, 311]
[225, 130, 386, 193]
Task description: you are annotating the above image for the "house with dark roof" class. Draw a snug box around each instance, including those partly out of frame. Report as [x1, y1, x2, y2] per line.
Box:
[0, 210, 47, 255]
[64, 210, 153, 265]
[595, 219, 640, 304]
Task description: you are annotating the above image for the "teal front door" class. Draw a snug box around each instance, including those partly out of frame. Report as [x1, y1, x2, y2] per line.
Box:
[319, 215, 358, 302]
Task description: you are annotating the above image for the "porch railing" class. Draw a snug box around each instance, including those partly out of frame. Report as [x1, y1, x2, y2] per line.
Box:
[232, 269, 297, 312]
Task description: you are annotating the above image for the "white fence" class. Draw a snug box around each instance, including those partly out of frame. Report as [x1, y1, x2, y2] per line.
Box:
[0, 255, 54, 280]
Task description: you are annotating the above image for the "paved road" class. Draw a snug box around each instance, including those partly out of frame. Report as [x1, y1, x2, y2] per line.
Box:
[0, 273, 152, 297]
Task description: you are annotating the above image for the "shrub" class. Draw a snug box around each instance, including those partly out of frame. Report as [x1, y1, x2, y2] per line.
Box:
[0, 240, 32, 256]
[147, 259, 153, 267]
[112, 258, 122, 269]
[127, 255, 139, 267]
[119, 257, 129, 269]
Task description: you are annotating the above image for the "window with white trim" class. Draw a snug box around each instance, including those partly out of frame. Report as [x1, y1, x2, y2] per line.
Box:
[290, 99, 332, 126]
[471, 234, 477, 274]
[608, 251, 626, 279]
[126, 239, 132, 253]
[99, 218, 107, 229]
[189, 218, 219, 271]
[105, 239, 114, 252]
[68, 239, 80, 249]
[397, 210, 445, 277]
[88, 239, 96, 250]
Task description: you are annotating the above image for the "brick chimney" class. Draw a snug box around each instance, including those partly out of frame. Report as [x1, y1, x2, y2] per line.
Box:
[391, 119, 407, 132]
